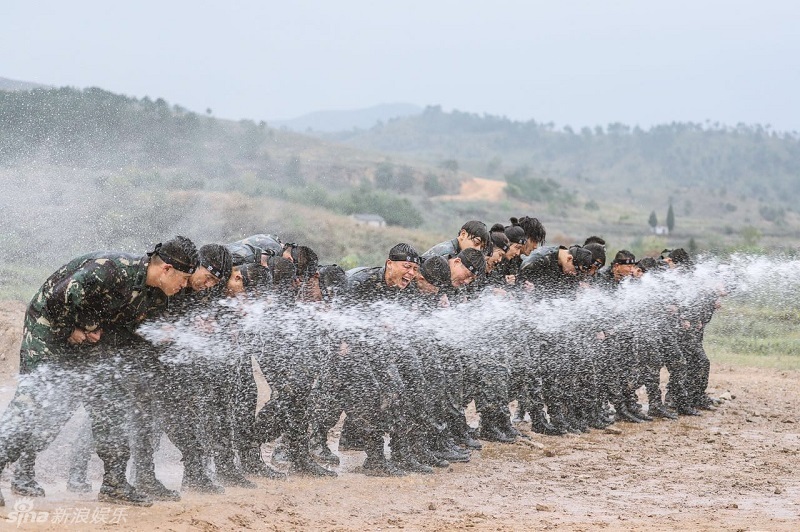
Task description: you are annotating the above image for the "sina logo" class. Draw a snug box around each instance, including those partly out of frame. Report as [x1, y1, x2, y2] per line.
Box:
[7, 497, 50, 525]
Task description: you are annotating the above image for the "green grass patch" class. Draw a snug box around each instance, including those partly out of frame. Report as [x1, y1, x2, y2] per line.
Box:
[705, 301, 800, 369]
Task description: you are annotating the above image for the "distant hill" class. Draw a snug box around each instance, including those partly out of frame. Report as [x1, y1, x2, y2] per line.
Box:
[326, 106, 800, 208]
[0, 76, 49, 91]
[271, 103, 423, 132]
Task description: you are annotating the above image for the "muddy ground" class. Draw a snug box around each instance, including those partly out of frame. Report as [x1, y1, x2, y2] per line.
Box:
[0, 303, 798, 531]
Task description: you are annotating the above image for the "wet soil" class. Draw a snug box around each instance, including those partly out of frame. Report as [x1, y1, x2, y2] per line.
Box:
[0, 305, 798, 531]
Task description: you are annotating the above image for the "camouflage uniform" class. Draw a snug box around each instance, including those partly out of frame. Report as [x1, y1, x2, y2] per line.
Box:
[227, 234, 284, 266]
[421, 239, 459, 260]
[0, 253, 166, 491]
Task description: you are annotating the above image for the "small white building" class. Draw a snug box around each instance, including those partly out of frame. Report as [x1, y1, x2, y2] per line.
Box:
[651, 225, 670, 235]
[351, 214, 387, 228]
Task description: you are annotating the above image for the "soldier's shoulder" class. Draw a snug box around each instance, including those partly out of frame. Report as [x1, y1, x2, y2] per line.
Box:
[422, 240, 457, 259]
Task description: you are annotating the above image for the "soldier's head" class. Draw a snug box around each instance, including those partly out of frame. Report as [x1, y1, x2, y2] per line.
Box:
[147, 236, 199, 296]
[385, 243, 421, 290]
[584, 242, 606, 275]
[191, 244, 233, 292]
[660, 248, 693, 270]
[281, 241, 296, 262]
[418, 255, 451, 295]
[271, 257, 297, 296]
[503, 225, 527, 260]
[556, 246, 576, 276]
[612, 250, 641, 280]
[456, 221, 489, 252]
[227, 263, 273, 297]
[584, 235, 606, 247]
[318, 264, 347, 302]
[291, 246, 319, 282]
[636, 256, 668, 274]
[449, 248, 485, 287]
[511, 216, 546, 255]
[486, 224, 510, 272]
[569, 245, 595, 277]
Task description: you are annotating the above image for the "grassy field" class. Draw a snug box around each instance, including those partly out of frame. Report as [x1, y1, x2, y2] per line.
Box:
[706, 302, 800, 370]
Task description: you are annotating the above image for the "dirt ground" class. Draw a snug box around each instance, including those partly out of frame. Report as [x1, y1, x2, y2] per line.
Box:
[0, 303, 798, 531]
[436, 178, 506, 202]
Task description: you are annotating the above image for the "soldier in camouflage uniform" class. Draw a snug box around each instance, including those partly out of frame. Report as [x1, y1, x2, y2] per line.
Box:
[0, 236, 198, 507]
[61, 244, 234, 500]
[421, 220, 489, 259]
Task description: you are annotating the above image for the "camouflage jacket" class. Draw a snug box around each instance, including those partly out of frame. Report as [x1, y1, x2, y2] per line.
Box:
[227, 234, 283, 266]
[422, 239, 459, 260]
[20, 252, 167, 372]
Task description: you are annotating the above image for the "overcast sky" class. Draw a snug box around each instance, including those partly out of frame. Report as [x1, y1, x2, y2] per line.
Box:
[3, 0, 799, 131]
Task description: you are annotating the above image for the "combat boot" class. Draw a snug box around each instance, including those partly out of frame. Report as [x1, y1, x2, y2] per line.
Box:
[135, 472, 181, 502]
[432, 442, 471, 463]
[614, 404, 644, 423]
[392, 455, 433, 474]
[458, 432, 483, 450]
[588, 415, 612, 430]
[480, 424, 517, 443]
[99, 467, 152, 507]
[449, 423, 483, 450]
[648, 404, 677, 420]
[479, 410, 517, 443]
[390, 435, 433, 474]
[240, 447, 287, 480]
[694, 395, 718, 411]
[182, 459, 224, 494]
[289, 451, 337, 478]
[416, 446, 450, 468]
[676, 405, 701, 416]
[311, 444, 341, 466]
[216, 467, 257, 489]
[549, 405, 581, 434]
[11, 477, 46, 498]
[12, 453, 45, 497]
[363, 456, 407, 477]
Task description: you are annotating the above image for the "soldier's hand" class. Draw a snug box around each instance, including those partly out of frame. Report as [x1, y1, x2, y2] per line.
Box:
[86, 329, 103, 343]
[68, 328, 88, 345]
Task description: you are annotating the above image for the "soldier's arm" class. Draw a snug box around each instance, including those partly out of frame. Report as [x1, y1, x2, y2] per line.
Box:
[47, 259, 125, 340]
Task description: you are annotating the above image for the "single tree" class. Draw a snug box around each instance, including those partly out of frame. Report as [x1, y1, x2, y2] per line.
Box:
[666, 204, 675, 232]
[648, 211, 658, 228]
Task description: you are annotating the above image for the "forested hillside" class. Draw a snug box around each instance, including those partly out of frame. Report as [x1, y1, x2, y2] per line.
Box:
[326, 106, 800, 207]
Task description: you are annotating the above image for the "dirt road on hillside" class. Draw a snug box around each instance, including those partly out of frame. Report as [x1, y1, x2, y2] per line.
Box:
[0, 304, 798, 531]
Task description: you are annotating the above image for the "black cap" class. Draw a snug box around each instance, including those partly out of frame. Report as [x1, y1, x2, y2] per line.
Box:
[420, 256, 451, 289]
[319, 264, 347, 299]
[199, 244, 233, 282]
[148, 236, 199, 274]
[456, 248, 486, 277]
[504, 225, 527, 246]
[584, 242, 606, 269]
[388, 243, 421, 265]
[662, 248, 692, 266]
[612, 250, 637, 265]
[569, 245, 594, 272]
[489, 230, 510, 253]
[636, 257, 667, 273]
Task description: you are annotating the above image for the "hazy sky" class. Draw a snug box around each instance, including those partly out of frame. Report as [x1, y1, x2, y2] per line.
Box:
[3, 0, 799, 131]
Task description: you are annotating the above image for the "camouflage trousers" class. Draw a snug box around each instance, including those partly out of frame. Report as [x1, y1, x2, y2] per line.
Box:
[0, 357, 132, 482]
